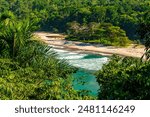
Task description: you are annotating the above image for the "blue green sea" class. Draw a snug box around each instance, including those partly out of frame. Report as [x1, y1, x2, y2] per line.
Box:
[53, 48, 108, 96]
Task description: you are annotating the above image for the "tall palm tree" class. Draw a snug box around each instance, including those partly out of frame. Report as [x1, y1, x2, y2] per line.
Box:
[0, 11, 39, 58]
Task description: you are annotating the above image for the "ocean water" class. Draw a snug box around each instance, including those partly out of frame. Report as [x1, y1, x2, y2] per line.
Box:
[53, 48, 108, 96]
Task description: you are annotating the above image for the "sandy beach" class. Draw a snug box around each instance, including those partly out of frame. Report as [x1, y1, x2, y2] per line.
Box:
[34, 32, 145, 58]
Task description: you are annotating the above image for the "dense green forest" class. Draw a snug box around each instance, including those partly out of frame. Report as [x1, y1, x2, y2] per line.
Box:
[0, 0, 150, 45]
[0, 0, 150, 99]
[96, 10, 150, 100]
[0, 11, 94, 99]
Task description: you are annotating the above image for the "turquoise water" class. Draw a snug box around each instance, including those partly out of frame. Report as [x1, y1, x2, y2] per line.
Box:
[73, 69, 99, 96]
[53, 48, 108, 96]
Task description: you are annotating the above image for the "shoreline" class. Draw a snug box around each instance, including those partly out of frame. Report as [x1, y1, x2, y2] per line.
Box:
[34, 32, 145, 58]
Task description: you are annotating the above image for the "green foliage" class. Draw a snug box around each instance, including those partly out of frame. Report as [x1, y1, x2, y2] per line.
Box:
[96, 55, 150, 99]
[0, 41, 93, 100]
[0, 0, 149, 39]
[138, 11, 150, 60]
[67, 22, 130, 46]
[0, 11, 39, 58]
[1, 0, 150, 100]
[0, 9, 93, 100]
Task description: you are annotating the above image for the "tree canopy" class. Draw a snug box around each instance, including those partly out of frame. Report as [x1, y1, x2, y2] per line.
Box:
[0, 0, 150, 100]
[0, 11, 93, 100]
[96, 55, 150, 100]
[0, 0, 149, 39]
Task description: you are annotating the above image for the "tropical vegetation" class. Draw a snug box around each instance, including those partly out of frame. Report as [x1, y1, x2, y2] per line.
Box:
[0, 11, 93, 99]
[96, 11, 150, 100]
[96, 55, 150, 100]
[0, 0, 150, 99]
[0, 0, 150, 45]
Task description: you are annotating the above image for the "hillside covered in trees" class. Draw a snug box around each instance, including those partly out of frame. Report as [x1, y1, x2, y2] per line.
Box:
[0, 0, 150, 99]
[0, 0, 150, 45]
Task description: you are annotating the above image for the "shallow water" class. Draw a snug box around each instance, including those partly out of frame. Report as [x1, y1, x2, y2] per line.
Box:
[73, 69, 99, 96]
[53, 48, 108, 96]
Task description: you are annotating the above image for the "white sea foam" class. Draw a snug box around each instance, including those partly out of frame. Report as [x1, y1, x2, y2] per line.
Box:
[53, 49, 68, 53]
[53, 48, 108, 71]
[59, 54, 86, 60]
[53, 48, 108, 95]
[68, 57, 108, 71]
[53, 48, 87, 59]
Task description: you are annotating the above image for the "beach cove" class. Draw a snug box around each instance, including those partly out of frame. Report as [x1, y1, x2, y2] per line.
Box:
[35, 32, 145, 58]
[34, 32, 145, 96]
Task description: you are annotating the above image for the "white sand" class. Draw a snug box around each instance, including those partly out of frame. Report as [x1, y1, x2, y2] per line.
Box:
[34, 32, 145, 58]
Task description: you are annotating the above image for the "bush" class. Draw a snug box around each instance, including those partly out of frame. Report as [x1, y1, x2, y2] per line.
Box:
[67, 22, 131, 46]
[0, 42, 93, 100]
[96, 55, 150, 100]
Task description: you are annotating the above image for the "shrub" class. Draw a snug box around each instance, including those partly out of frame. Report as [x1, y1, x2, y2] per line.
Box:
[96, 55, 150, 99]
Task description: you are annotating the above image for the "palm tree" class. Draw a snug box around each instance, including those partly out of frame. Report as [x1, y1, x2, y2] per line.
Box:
[0, 11, 39, 58]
